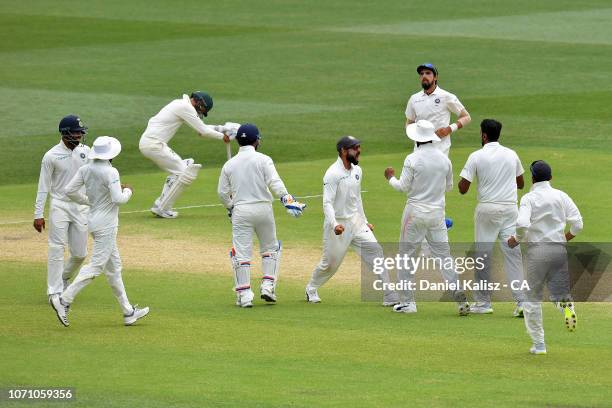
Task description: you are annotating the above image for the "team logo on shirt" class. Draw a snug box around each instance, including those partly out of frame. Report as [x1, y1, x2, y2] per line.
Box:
[435, 98, 440, 104]
[355, 174, 360, 180]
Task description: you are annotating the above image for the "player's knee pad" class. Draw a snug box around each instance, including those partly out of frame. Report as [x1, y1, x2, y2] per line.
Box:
[158, 163, 202, 210]
[229, 247, 251, 289]
[261, 241, 282, 285]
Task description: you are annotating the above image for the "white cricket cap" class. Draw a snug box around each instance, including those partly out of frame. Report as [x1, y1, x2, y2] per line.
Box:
[406, 120, 441, 143]
[89, 136, 122, 160]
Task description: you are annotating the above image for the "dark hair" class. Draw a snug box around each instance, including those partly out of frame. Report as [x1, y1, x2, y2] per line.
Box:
[480, 119, 502, 142]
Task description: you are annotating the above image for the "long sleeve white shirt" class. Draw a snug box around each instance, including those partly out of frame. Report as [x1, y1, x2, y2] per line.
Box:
[321, 157, 368, 229]
[65, 160, 132, 233]
[34, 141, 90, 218]
[405, 86, 466, 152]
[515, 181, 583, 243]
[141, 94, 224, 143]
[460, 142, 524, 204]
[218, 145, 288, 209]
[389, 143, 452, 213]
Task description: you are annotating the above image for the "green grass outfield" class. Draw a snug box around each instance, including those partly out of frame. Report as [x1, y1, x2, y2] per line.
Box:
[1, 0, 612, 406]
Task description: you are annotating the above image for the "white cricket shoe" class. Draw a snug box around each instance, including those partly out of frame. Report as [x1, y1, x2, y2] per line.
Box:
[382, 292, 400, 307]
[458, 301, 470, 316]
[49, 295, 69, 327]
[530, 343, 547, 355]
[513, 302, 524, 318]
[236, 289, 254, 308]
[260, 286, 277, 303]
[305, 287, 321, 303]
[124, 305, 150, 326]
[470, 302, 494, 314]
[151, 204, 178, 219]
[393, 302, 417, 313]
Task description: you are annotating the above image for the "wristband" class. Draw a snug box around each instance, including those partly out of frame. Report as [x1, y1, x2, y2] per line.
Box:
[450, 123, 459, 133]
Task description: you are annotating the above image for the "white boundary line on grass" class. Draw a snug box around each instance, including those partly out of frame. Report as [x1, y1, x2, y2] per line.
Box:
[0, 191, 368, 226]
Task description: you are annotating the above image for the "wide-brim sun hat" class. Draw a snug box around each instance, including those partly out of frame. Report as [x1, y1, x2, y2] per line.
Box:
[406, 120, 441, 143]
[89, 136, 122, 160]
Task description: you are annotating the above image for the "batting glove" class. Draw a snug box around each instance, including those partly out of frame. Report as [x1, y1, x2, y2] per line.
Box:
[222, 122, 241, 139]
[281, 194, 306, 218]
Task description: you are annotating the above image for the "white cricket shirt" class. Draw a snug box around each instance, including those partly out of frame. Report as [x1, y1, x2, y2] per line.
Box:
[65, 160, 132, 232]
[322, 157, 368, 228]
[405, 86, 466, 153]
[218, 145, 288, 209]
[516, 181, 583, 243]
[460, 142, 524, 205]
[389, 143, 453, 213]
[141, 94, 224, 143]
[34, 141, 90, 218]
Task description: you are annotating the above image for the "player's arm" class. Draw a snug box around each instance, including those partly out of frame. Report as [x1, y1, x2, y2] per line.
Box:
[405, 97, 416, 128]
[263, 157, 306, 217]
[217, 165, 233, 210]
[458, 154, 475, 194]
[386, 158, 413, 193]
[177, 106, 225, 141]
[322, 175, 341, 232]
[562, 193, 583, 241]
[64, 168, 89, 206]
[516, 175, 525, 189]
[33, 155, 53, 232]
[436, 95, 471, 137]
[515, 153, 525, 189]
[108, 168, 132, 205]
[446, 159, 453, 192]
[509, 196, 532, 247]
[263, 158, 289, 198]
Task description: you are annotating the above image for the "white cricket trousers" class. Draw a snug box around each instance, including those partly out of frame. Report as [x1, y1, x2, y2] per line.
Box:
[61, 227, 132, 315]
[231, 203, 280, 291]
[473, 203, 525, 304]
[523, 243, 571, 345]
[398, 205, 465, 303]
[307, 216, 397, 301]
[139, 137, 187, 176]
[47, 199, 88, 295]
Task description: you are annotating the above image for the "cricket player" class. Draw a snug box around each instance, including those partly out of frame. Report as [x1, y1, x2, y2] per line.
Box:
[34, 115, 90, 303]
[508, 160, 583, 354]
[405, 63, 471, 156]
[50, 136, 149, 327]
[384, 120, 469, 315]
[305, 136, 399, 306]
[139, 91, 240, 218]
[458, 119, 526, 316]
[218, 124, 306, 308]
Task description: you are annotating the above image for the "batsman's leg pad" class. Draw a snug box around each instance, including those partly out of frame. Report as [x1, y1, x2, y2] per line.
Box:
[230, 247, 251, 289]
[261, 241, 282, 289]
[158, 163, 202, 210]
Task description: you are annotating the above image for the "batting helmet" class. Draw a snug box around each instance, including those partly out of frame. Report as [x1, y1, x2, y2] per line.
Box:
[417, 63, 438, 76]
[59, 115, 88, 135]
[336, 136, 361, 153]
[236, 123, 260, 146]
[191, 91, 213, 117]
